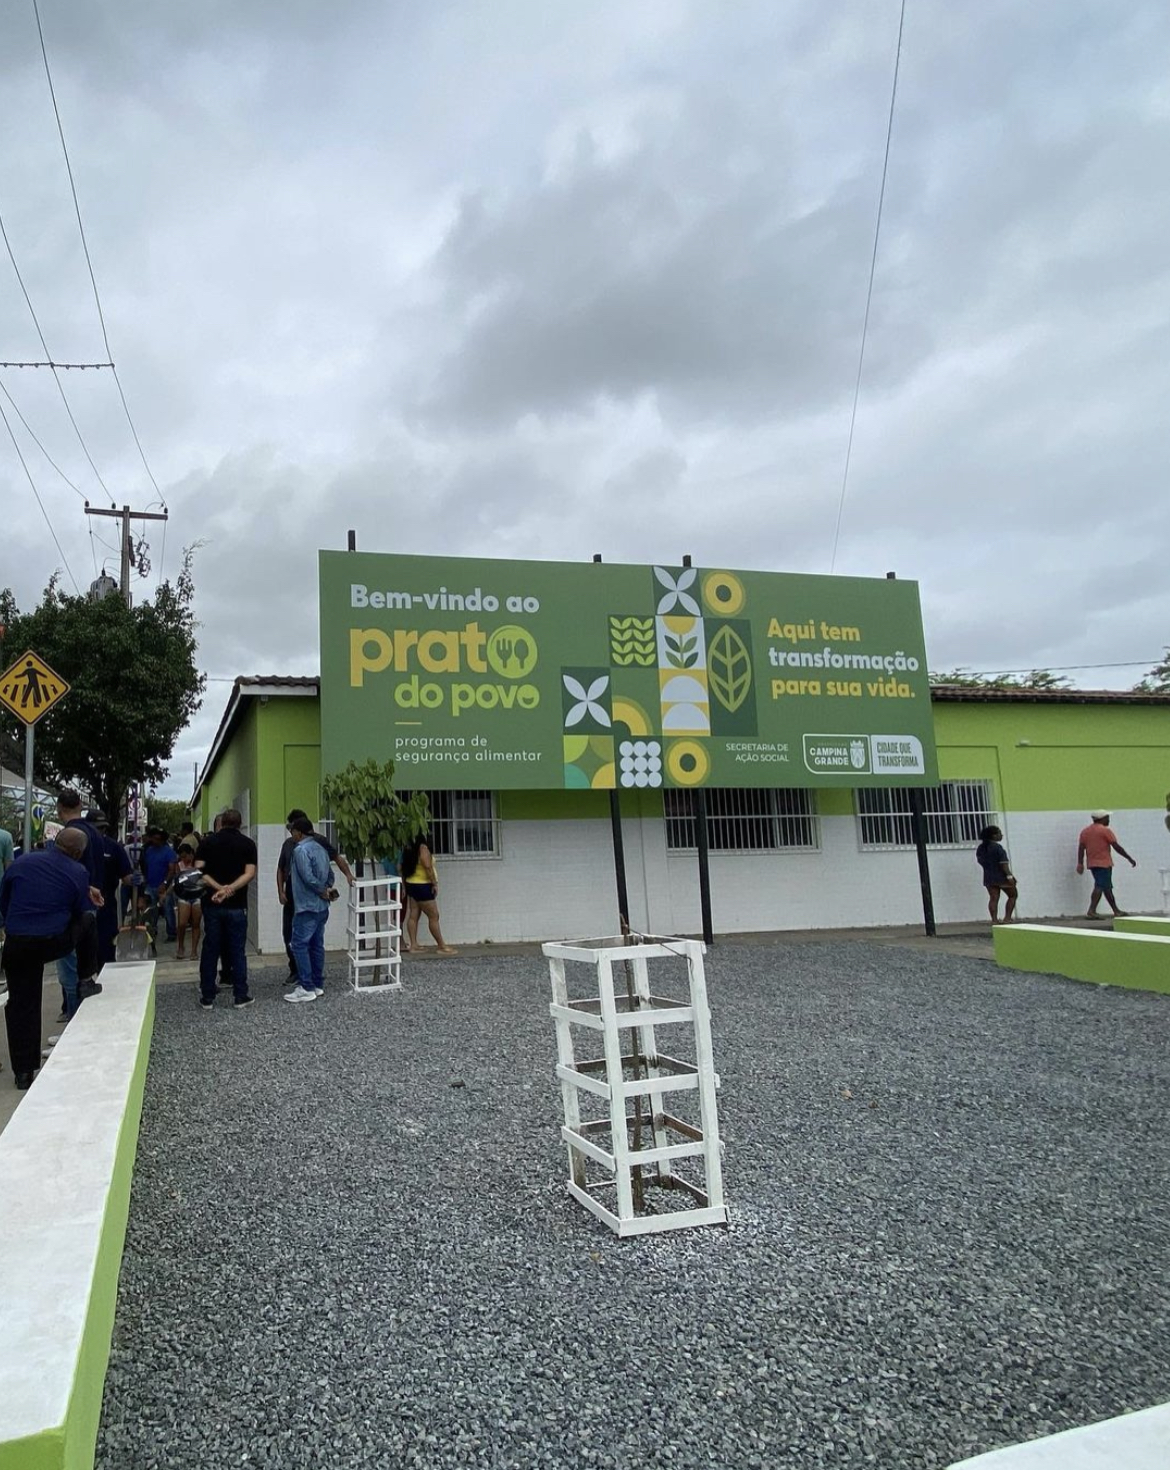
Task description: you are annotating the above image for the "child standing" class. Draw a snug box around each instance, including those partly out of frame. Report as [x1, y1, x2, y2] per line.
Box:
[174, 842, 203, 960]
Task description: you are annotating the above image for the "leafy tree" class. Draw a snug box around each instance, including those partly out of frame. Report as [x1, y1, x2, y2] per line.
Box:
[1133, 649, 1170, 694]
[320, 759, 430, 875]
[0, 551, 205, 826]
[930, 667, 1071, 690]
[147, 796, 193, 834]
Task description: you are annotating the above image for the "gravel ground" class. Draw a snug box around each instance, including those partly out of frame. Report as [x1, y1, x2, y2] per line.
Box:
[96, 943, 1170, 1469]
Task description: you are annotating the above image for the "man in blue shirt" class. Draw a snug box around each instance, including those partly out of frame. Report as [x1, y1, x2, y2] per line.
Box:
[140, 827, 178, 942]
[285, 818, 334, 1004]
[1, 828, 94, 1089]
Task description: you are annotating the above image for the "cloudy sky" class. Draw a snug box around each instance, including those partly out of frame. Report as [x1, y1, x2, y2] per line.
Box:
[2, 0, 1168, 797]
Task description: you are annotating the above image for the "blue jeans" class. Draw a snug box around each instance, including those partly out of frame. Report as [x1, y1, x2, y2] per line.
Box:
[290, 908, 328, 991]
[57, 950, 80, 1018]
[200, 906, 248, 1002]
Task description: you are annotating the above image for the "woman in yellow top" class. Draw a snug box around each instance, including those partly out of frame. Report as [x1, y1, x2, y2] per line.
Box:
[399, 835, 456, 955]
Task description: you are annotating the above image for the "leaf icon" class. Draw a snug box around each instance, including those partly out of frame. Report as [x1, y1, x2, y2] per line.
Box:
[708, 625, 752, 712]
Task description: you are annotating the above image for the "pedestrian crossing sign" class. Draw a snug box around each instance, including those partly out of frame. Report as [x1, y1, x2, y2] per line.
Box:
[0, 649, 71, 725]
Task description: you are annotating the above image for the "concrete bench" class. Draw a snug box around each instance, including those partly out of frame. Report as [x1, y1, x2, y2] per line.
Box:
[948, 1400, 1170, 1467]
[992, 924, 1170, 995]
[0, 961, 155, 1470]
[1114, 914, 1170, 937]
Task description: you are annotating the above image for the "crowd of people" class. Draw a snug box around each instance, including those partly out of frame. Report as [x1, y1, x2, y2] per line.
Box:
[0, 793, 1143, 1089]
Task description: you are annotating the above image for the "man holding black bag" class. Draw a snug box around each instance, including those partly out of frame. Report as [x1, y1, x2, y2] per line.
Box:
[0, 828, 98, 1089]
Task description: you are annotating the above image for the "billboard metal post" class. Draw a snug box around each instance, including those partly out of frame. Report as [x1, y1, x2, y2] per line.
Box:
[908, 787, 936, 937]
[694, 787, 714, 945]
[608, 788, 631, 933]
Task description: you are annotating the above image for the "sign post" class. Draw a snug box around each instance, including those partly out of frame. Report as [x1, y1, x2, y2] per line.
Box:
[0, 650, 71, 851]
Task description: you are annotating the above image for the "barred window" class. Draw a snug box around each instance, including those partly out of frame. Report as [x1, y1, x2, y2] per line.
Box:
[856, 781, 995, 850]
[405, 789, 500, 857]
[664, 788, 819, 853]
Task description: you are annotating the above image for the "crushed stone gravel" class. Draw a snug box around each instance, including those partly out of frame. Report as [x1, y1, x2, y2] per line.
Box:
[95, 942, 1170, 1469]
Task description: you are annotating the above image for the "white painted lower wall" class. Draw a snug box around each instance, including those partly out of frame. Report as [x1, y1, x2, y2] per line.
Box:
[242, 808, 1170, 952]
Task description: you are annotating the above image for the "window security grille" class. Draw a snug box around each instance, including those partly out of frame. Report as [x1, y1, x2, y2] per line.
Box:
[856, 781, 995, 850]
[406, 789, 500, 857]
[664, 788, 819, 853]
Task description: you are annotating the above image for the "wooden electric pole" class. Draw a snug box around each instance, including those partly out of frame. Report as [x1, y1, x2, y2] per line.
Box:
[84, 503, 168, 606]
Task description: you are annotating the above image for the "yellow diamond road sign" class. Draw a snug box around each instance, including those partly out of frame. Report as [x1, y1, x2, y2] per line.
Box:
[0, 650, 71, 725]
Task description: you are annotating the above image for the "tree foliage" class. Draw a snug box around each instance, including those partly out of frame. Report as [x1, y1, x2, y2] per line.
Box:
[1133, 649, 1170, 694]
[0, 552, 205, 824]
[147, 796, 193, 834]
[929, 668, 1071, 690]
[320, 759, 430, 872]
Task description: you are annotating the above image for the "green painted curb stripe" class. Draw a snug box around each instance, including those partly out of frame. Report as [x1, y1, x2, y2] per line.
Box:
[1114, 916, 1170, 935]
[993, 925, 1170, 995]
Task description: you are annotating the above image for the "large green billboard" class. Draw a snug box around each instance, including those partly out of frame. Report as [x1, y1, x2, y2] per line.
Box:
[319, 552, 937, 791]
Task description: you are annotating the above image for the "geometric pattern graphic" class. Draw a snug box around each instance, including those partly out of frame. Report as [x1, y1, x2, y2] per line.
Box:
[563, 734, 616, 789]
[657, 616, 709, 736]
[618, 738, 662, 788]
[701, 569, 746, 616]
[653, 565, 701, 616]
[656, 615, 706, 671]
[611, 694, 654, 737]
[561, 669, 612, 733]
[706, 619, 757, 736]
[609, 615, 655, 666]
[666, 738, 711, 786]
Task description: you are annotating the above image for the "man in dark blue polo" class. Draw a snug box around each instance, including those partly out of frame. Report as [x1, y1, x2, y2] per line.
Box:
[90, 812, 134, 969]
[0, 828, 95, 1089]
[54, 789, 105, 1015]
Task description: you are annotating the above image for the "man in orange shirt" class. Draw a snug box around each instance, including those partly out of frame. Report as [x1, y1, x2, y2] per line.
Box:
[1076, 809, 1137, 918]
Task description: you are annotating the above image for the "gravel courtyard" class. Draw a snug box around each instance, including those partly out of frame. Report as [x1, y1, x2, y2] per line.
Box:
[96, 941, 1170, 1469]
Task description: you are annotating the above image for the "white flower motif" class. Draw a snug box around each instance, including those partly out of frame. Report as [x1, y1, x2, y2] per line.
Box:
[654, 565, 701, 616]
[563, 674, 611, 728]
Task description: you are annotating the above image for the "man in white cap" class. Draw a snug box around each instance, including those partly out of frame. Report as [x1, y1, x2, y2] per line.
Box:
[1076, 809, 1137, 918]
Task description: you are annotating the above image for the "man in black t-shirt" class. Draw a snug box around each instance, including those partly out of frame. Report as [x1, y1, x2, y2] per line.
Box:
[194, 809, 258, 1009]
[276, 809, 354, 982]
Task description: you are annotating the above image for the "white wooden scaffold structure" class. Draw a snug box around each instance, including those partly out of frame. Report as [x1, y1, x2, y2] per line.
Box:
[347, 873, 402, 994]
[543, 934, 726, 1237]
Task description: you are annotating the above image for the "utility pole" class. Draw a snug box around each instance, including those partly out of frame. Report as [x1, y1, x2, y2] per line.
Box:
[84, 503, 168, 607]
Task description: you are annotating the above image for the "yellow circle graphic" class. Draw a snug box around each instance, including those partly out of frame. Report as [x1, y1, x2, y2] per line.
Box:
[486, 626, 538, 678]
[702, 570, 745, 616]
[667, 739, 710, 786]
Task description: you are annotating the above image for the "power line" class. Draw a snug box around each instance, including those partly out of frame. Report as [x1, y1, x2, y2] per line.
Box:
[0, 359, 113, 369]
[1, 372, 96, 571]
[0, 205, 115, 503]
[0, 379, 87, 500]
[32, 0, 165, 506]
[0, 395, 81, 593]
[829, 0, 907, 574]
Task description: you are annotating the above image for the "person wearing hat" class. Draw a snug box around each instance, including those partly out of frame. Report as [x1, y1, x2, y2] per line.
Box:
[1076, 809, 1137, 918]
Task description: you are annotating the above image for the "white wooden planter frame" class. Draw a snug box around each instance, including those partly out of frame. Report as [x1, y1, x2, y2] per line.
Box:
[543, 934, 726, 1237]
[347, 874, 402, 994]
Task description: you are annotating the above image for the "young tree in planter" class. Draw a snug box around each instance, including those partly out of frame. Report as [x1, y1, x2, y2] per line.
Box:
[320, 759, 430, 877]
[321, 760, 430, 976]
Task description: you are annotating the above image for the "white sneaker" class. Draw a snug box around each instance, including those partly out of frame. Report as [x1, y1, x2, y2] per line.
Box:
[284, 987, 319, 1004]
